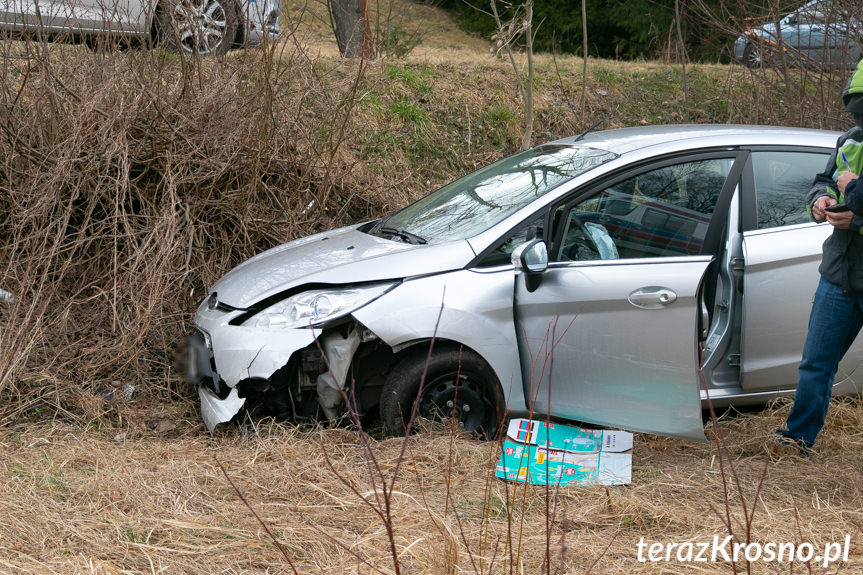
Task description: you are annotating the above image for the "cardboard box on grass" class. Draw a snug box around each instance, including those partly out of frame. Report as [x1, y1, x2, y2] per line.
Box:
[496, 419, 633, 486]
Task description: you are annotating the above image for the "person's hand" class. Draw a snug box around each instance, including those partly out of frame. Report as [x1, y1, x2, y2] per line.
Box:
[826, 208, 854, 229]
[812, 195, 837, 222]
[838, 170, 858, 194]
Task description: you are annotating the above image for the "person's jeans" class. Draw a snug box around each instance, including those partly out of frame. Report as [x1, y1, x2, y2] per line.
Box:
[780, 277, 863, 447]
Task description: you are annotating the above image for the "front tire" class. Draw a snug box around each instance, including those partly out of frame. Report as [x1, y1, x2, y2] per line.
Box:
[743, 42, 767, 68]
[156, 0, 238, 56]
[380, 346, 505, 439]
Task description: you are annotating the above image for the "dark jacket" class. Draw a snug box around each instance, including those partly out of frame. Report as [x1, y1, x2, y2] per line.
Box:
[808, 126, 863, 293]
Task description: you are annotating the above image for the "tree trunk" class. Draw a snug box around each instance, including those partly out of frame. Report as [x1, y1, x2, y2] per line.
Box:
[522, 1, 533, 151]
[581, 0, 587, 111]
[329, 0, 375, 59]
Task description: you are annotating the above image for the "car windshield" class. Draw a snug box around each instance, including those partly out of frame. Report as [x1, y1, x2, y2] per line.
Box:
[373, 144, 617, 243]
[787, 0, 858, 25]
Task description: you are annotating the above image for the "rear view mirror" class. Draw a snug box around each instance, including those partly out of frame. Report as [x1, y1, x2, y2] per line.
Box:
[512, 239, 548, 292]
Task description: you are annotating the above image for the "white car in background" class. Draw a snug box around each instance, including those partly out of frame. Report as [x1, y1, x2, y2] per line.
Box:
[0, 0, 279, 55]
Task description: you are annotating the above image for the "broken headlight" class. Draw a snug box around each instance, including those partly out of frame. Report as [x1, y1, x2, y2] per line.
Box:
[245, 282, 396, 329]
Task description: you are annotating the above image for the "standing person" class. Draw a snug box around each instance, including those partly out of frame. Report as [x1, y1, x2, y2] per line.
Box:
[773, 60, 863, 457]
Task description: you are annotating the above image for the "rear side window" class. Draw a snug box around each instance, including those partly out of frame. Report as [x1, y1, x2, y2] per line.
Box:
[752, 151, 829, 229]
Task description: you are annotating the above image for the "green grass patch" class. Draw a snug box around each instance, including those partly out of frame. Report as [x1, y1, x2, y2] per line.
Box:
[385, 64, 435, 96]
[389, 98, 430, 131]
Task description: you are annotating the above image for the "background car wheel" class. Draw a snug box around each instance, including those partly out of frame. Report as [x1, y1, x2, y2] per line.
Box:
[156, 0, 238, 56]
[743, 42, 767, 68]
[380, 346, 505, 439]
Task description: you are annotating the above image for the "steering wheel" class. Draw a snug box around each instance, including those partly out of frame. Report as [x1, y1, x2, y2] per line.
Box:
[562, 216, 602, 261]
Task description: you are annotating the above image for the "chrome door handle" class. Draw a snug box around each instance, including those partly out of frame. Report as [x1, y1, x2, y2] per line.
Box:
[628, 287, 678, 309]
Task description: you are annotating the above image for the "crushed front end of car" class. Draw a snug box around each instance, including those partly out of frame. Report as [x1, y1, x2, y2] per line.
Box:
[183, 279, 399, 432]
[178, 141, 620, 434]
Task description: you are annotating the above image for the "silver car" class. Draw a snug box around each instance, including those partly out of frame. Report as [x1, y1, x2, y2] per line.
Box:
[0, 0, 279, 55]
[184, 125, 863, 442]
[733, 0, 861, 69]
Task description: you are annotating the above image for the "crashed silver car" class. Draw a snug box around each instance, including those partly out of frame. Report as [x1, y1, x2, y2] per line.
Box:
[184, 125, 863, 442]
[0, 0, 280, 55]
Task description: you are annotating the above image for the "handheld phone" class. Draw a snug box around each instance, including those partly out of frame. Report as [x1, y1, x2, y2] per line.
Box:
[825, 204, 851, 213]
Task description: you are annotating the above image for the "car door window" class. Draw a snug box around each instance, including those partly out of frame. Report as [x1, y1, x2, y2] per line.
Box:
[751, 151, 829, 229]
[479, 215, 546, 267]
[552, 158, 734, 261]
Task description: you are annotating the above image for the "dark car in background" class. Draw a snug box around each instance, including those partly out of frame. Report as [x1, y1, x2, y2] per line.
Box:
[733, 0, 861, 69]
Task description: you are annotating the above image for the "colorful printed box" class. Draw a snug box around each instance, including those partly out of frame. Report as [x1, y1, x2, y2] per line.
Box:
[496, 419, 633, 486]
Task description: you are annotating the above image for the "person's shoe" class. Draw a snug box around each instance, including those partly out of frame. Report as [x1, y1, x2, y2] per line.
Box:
[768, 433, 813, 459]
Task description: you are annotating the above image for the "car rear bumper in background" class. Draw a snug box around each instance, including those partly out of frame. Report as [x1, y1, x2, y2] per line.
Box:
[245, 23, 279, 46]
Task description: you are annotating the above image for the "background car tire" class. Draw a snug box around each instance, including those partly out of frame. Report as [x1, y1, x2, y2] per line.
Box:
[743, 42, 767, 68]
[156, 0, 238, 56]
[380, 346, 505, 439]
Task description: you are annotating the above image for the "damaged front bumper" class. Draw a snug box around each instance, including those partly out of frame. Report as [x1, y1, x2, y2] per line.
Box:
[199, 386, 246, 432]
[184, 301, 316, 431]
[184, 301, 369, 432]
[183, 329, 247, 431]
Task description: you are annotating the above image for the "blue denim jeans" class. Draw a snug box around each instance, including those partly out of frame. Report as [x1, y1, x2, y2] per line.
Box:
[779, 277, 863, 448]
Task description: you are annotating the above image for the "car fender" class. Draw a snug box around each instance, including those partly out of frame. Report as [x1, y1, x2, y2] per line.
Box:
[352, 268, 527, 410]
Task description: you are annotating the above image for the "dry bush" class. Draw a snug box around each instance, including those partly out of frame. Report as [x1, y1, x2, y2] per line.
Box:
[0, 34, 384, 423]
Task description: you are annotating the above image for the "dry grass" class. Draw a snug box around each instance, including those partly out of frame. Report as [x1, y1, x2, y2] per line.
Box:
[0, 398, 861, 573]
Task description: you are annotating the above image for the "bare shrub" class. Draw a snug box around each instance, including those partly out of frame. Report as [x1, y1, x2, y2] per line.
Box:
[0, 34, 379, 422]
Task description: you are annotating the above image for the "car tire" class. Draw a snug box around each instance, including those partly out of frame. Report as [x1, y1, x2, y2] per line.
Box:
[156, 0, 238, 56]
[743, 42, 767, 68]
[380, 346, 505, 439]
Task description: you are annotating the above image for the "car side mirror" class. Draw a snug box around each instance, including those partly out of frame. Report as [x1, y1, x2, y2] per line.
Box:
[512, 239, 548, 292]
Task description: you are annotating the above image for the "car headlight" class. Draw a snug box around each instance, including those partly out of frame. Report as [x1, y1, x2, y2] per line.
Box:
[245, 282, 396, 329]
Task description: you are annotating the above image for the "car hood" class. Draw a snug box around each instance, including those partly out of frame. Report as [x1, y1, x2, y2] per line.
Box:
[211, 225, 477, 308]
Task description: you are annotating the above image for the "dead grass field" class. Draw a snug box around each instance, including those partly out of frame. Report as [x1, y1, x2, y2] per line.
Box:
[2, 1, 863, 573]
[1, 398, 862, 574]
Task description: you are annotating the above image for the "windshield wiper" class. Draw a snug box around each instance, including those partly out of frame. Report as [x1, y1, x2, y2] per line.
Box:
[574, 105, 619, 142]
[378, 227, 427, 245]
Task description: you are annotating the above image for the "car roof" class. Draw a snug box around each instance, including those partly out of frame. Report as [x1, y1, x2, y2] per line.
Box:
[547, 124, 841, 156]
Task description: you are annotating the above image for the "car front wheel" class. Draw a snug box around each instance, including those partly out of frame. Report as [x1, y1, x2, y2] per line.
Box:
[380, 347, 505, 439]
[156, 0, 238, 56]
[743, 42, 767, 68]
